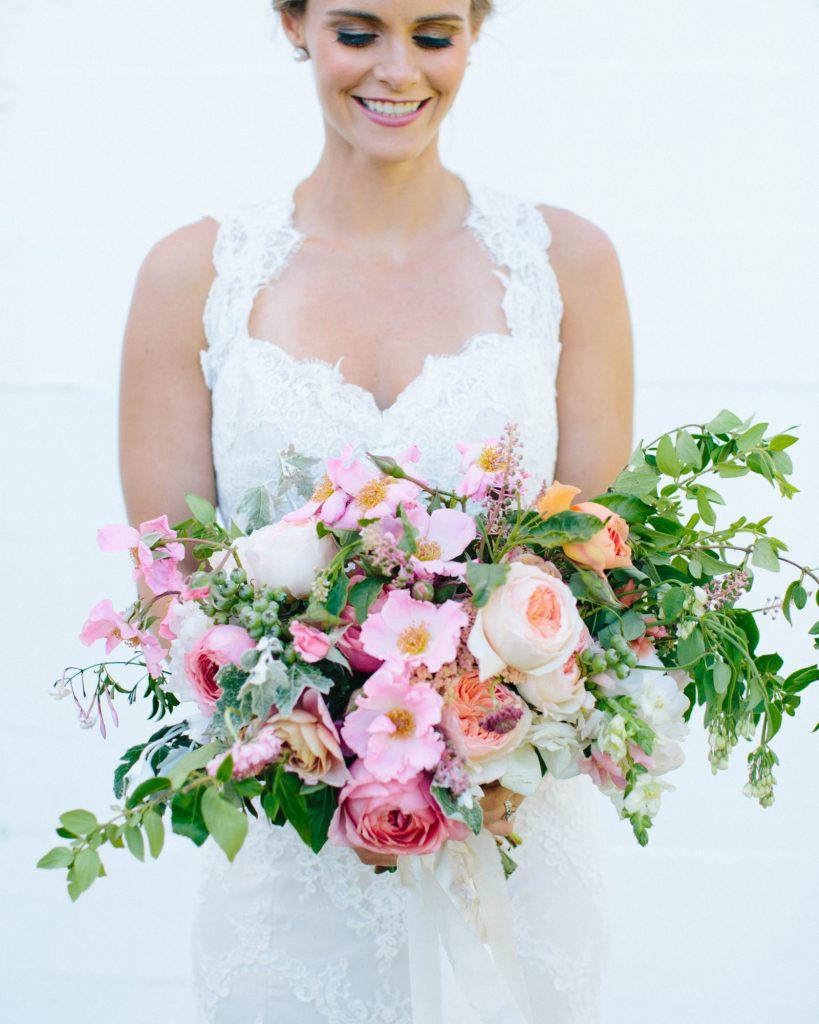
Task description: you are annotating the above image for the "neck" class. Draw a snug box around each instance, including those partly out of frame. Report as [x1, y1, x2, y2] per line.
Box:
[291, 138, 469, 260]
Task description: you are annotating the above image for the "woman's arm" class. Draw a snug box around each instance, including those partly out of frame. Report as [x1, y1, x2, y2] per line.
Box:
[119, 217, 220, 611]
[539, 206, 635, 501]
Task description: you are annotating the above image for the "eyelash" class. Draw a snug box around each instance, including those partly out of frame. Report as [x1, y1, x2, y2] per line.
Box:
[336, 31, 454, 50]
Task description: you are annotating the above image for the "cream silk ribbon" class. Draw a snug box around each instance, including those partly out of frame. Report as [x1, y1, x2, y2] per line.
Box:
[397, 827, 535, 1024]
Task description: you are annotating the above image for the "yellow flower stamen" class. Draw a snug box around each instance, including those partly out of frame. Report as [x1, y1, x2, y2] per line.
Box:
[387, 707, 415, 737]
[415, 539, 442, 561]
[310, 474, 334, 504]
[477, 445, 504, 473]
[397, 623, 430, 656]
[356, 476, 392, 511]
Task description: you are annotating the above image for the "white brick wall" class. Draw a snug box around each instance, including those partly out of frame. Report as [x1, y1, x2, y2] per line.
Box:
[2, 2, 817, 1020]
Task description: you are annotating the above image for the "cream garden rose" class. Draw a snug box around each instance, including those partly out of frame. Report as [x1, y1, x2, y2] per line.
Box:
[232, 517, 337, 598]
[467, 562, 585, 682]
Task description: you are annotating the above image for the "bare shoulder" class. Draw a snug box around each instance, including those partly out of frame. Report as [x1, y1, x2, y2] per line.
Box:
[535, 204, 624, 300]
[136, 216, 220, 306]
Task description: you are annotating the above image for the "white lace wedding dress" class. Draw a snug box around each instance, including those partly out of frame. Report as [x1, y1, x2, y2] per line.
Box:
[191, 175, 610, 1024]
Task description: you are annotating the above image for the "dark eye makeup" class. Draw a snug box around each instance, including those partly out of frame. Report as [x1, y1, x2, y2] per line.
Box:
[336, 31, 454, 49]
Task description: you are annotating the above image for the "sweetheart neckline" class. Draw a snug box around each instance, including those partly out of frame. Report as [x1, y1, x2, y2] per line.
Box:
[239, 330, 520, 416]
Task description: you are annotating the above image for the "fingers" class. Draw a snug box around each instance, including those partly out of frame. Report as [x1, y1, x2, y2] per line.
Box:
[479, 783, 525, 837]
[352, 845, 398, 868]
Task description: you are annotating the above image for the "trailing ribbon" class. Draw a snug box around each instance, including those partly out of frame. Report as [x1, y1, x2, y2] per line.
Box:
[397, 828, 534, 1024]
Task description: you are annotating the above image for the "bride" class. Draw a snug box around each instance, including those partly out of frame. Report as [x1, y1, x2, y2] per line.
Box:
[119, 1, 633, 1021]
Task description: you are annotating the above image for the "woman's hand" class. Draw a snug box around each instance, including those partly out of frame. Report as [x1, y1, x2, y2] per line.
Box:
[352, 845, 398, 870]
[479, 780, 525, 838]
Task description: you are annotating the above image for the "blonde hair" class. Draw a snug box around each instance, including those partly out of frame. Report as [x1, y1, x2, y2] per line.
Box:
[272, 1, 493, 21]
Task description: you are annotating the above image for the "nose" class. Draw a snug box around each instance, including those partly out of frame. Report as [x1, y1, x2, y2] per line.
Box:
[372, 39, 422, 93]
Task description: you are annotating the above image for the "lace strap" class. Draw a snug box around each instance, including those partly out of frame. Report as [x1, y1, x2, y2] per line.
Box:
[463, 178, 563, 345]
[200, 195, 303, 390]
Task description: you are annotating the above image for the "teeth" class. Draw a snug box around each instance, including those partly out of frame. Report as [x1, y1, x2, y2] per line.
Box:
[360, 98, 424, 116]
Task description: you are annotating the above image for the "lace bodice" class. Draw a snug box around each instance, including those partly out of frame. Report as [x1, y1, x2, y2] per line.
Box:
[199, 175, 563, 526]
[191, 177, 609, 1024]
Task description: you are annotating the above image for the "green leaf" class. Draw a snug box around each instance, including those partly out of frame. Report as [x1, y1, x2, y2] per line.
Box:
[273, 766, 313, 847]
[325, 573, 350, 617]
[705, 409, 744, 434]
[123, 824, 145, 861]
[715, 463, 749, 479]
[713, 661, 732, 695]
[768, 433, 798, 451]
[348, 577, 386, 625]
[171, 787, 210, 846]
[126, 776, 171, 809]
[695, 488, 717, 526]
[215, 753, 235, 784]
[431, 785, 484, 836]
[142, 808, 165, 858]
[677, 627, 705, 667]
[765, 705, 783, 742]
[675, 430, 702, 471]
[736, 422, 768, 452]
[201, 787, 248, 862]
[528, 509, 609, 548]
[611, 449, 660, 498]
[235, 485, 274, 531]
[467, 561, 509, 609]
[793, 584, 808, 610]
[261, 788, 281, 823]
[304, 784, 338, 854]
[655, 434, 682, 477]
[751, 537, 780, 573]
[569, 569, 622, 609]
[396, 503, 419, 555]
[59, 809, 98, 837]
[69, 847, 103, 898]
[167, 744, 223, 789]
[113, 742, 148, 800]
[36, 846, 75, 870]
[784, 666, 819, 694]
[592, 494, 651, 525]
[689, 557, 702, 579]
[661, 587, 687, 622]
[185, 493, 217, 526]
[621, 610, 646, 641]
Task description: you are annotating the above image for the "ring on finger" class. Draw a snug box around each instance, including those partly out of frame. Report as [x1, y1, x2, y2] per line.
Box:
[503, 798, 515, 821]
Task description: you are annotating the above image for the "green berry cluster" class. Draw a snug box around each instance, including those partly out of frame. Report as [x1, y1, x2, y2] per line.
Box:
[578, 633, 639, 681]
[202, 568, 288, 641]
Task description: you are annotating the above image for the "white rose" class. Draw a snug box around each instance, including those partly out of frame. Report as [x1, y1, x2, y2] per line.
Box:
[233, 518, 337, 598]
[527, 718, 582, 779]
[467, 562, 584, 682]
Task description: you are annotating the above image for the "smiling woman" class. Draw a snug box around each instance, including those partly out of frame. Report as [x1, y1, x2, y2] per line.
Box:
[117, 0, 632, 1021]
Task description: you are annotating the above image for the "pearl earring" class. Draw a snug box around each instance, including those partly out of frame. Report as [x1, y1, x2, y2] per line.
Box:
[292, 45, 310, 62]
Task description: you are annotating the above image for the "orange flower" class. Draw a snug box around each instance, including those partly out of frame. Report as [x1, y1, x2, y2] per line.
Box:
[536, 481, 581, 519]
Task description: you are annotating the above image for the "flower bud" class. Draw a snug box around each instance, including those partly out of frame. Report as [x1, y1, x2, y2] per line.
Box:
[411, 580, 436, 602]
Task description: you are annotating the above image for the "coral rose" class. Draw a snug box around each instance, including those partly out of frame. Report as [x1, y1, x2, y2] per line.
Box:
[467, 562, 584, 682]
[440, 672, 532, 781]
[328, 760, 470, 856]
[535, 481, 581, 519]
[562, 501, 632, 574]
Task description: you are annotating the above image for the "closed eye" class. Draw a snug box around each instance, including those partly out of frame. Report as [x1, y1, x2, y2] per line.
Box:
[336, 31, 455, 50]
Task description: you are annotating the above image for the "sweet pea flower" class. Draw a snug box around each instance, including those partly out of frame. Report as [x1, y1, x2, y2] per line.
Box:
[341, 666, 445, 783]
[405, 506, 476, 579]
[97, 515, 186, 595]
[284, 443, 422, 529]
[328, 759, 470, 857]
[579, 749, 627, 792]
[79, 599, 140, 653]
[359, 589, 468, 674]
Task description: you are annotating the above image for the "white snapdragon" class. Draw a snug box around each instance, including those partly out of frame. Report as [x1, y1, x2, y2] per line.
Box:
[623, 774, 673, 818]
[597, 713, 629, 763]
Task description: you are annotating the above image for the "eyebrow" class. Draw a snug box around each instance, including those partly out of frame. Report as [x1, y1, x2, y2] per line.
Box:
[325, 9, 465, 24]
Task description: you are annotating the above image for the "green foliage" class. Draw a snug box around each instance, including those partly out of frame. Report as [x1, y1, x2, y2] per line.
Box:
[201, 787, 248, 862]
[235, 486, 274, 531]
[431, 785, 484, 836]
[467, 561, 509, 608]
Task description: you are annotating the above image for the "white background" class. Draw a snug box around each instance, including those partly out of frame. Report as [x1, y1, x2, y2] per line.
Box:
[1, 1, 817, 1021]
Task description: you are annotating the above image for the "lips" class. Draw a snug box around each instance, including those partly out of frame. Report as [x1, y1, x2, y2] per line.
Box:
[352, 95, 432, 127]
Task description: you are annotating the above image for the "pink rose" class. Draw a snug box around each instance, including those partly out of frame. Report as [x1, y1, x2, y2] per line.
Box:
[269, 689, 351, 786]
[337, 580, 390, 674]
[563, 501, 632, 574]
[184, 624, 255, 714]
[328, 760, 470, 856]
[467, 562, 584, 682]
[441, 671, 532, 766]
[290, 621, 332, 663]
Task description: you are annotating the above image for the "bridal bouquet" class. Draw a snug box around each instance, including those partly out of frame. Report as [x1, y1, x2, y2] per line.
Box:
[40, 412, 818, 900]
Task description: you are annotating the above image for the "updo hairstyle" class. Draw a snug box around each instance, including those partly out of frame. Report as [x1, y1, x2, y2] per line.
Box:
[272, 1, 494, 21]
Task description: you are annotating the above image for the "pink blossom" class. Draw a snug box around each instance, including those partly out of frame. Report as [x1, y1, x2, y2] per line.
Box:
[206, 726, 283, 781]
[184, 625, 255, 715]
[328, 759, 470, 856]
[341, 666, 445, 782]
[140, 632, 167, 679]
[629, 743, 657, 772]
[284, 444, 422, 529]
[405, 506, 475, 578]
[579, 749, 627, 791]
[290, 621, 332, 663]
[79, 599, 140, 654]
[359, 589, 468, 674]
[338, 604, 385, 674]
[628, 624, 670, 660]
[97, 514, 186, 595]
[454, 439, 506, 501]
